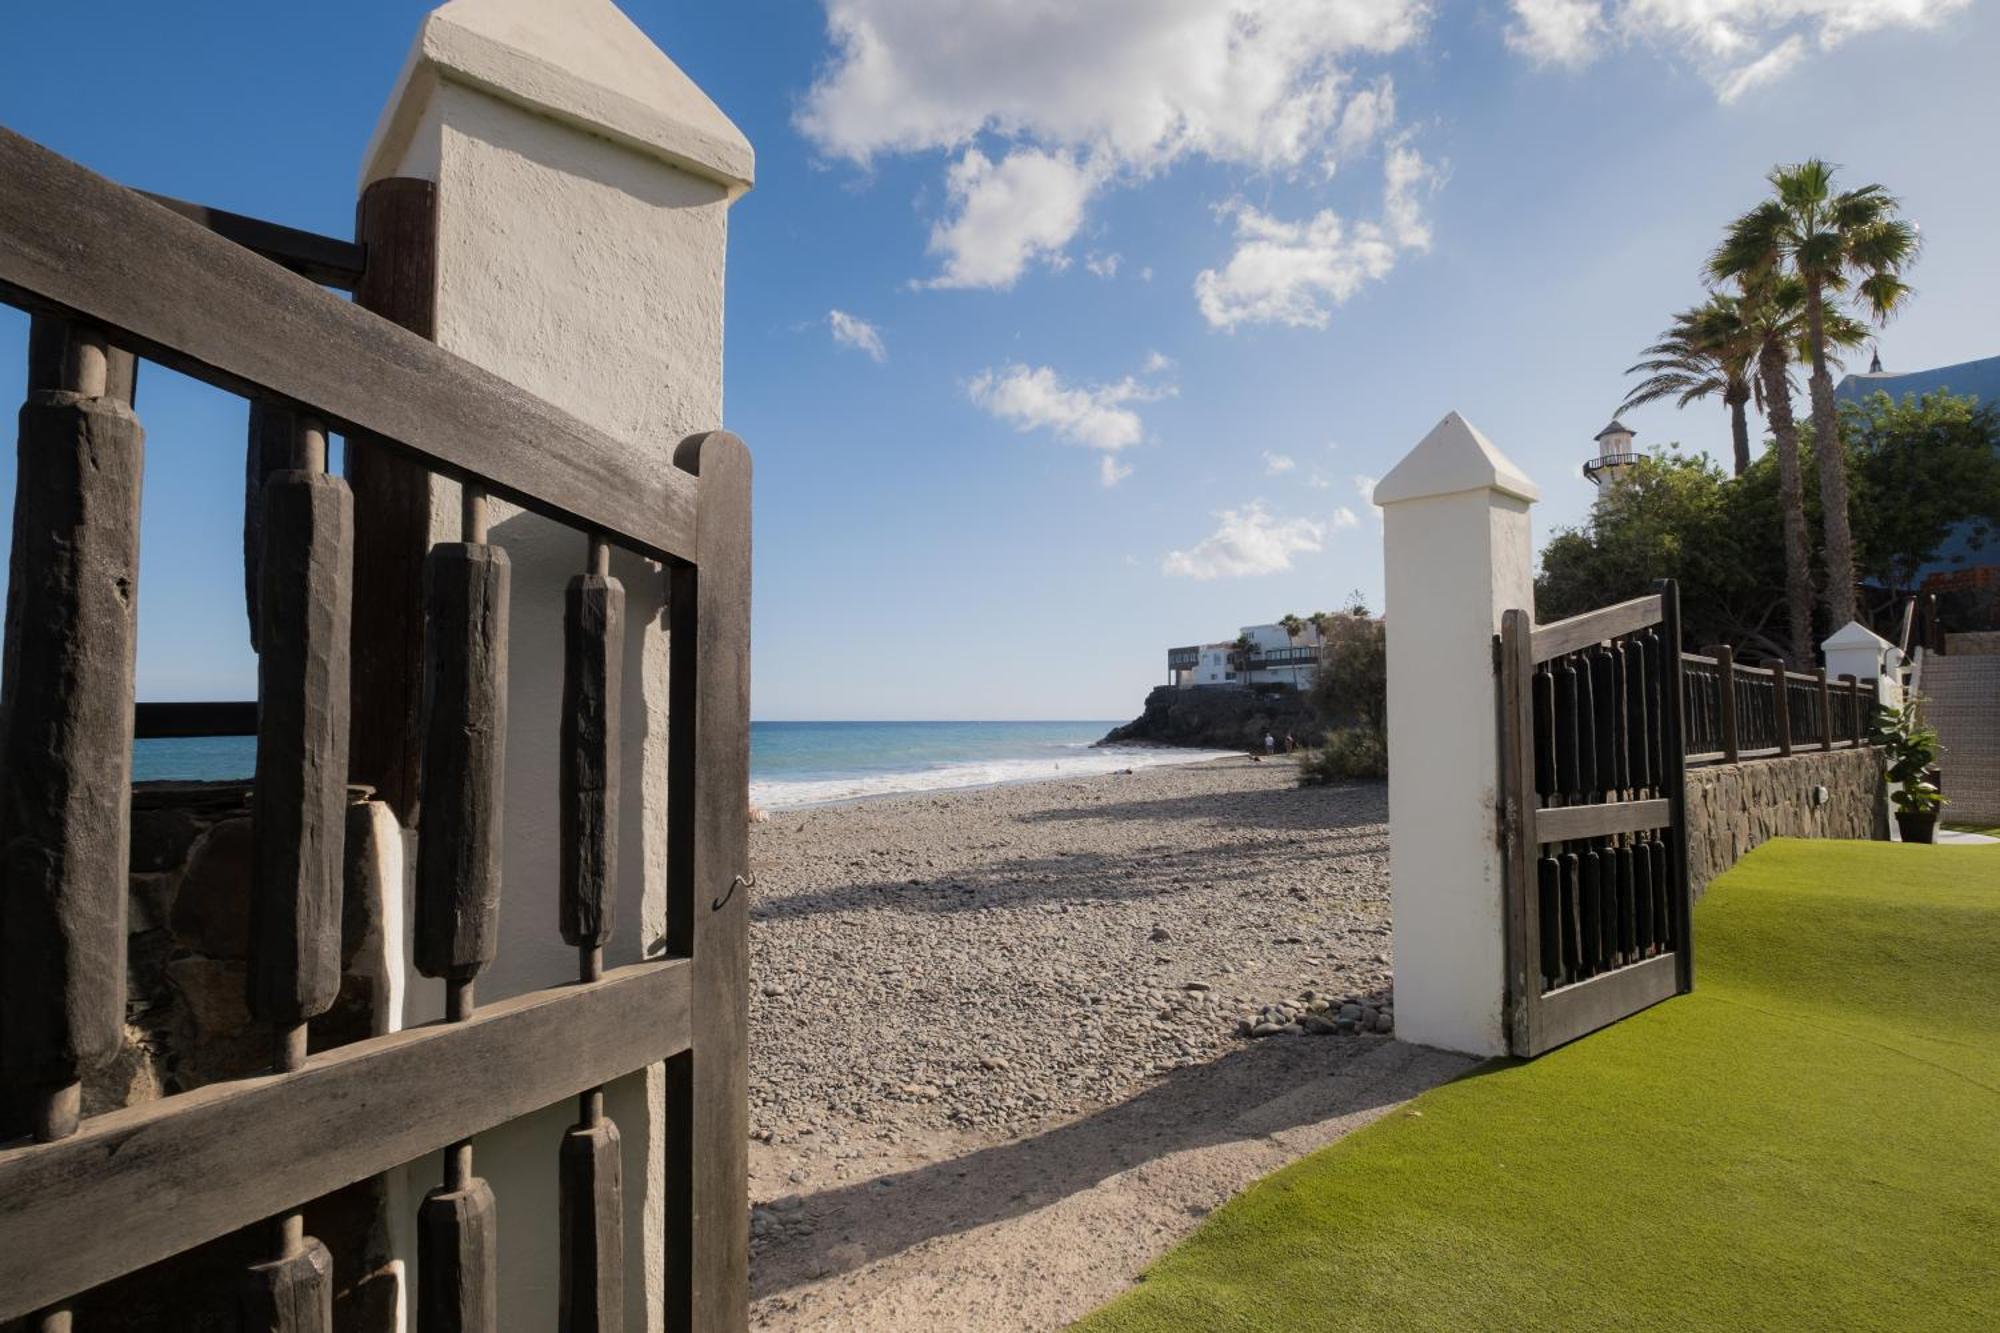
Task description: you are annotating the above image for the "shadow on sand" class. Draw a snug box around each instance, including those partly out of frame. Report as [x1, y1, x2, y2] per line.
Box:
[750, 1036, 1469, 1298]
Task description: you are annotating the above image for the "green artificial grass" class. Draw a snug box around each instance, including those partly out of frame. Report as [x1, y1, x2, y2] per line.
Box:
[1076, 839, 2000, 1332]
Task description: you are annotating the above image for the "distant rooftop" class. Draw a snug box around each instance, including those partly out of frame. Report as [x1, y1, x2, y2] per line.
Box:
[1594, 419, 1634, 441]
[1836, 352, 2000, 408]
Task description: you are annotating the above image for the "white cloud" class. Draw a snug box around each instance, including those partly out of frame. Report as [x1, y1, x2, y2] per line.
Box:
[1162, 502, 1325, 580]
[968, 361, 1172, 485]
[1086, 251, 1123, 278]
[1142, 349, 1175, 375]
[1307, 471, 1332, 489]
[800, 1, 1430, 285]
[826, 308, 887, 362]
[1507, 0, 1607, 65]
[1715, 34, 1807, 101]
[1353, 474, 1379, 504]
[1508, 0, 1968, 97]
[1264, 451, 1297, 475]
[1194, 146, 1434, 331]
[1331, 504, 1360, 529]
[926, 148, 1097, 289]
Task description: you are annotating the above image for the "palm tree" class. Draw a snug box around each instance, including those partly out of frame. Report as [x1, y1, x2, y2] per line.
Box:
[1731, 274, 1871, 661]
[1619, 294, 1757, 476]
[1711, 160, 1920, 630]
[1277, 613, 1307, 690]
[1231, 633, 1255, 688]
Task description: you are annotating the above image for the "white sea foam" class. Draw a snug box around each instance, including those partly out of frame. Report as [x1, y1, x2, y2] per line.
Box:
[749, 744, 1241, 812]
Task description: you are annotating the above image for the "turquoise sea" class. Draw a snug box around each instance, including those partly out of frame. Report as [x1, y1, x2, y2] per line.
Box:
[133, 720, 1236, 811]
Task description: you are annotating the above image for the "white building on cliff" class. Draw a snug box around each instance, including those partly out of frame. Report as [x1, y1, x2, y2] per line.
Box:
[1168, 621, 1323, 690]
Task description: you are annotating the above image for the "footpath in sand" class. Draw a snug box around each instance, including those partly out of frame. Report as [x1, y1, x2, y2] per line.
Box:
[743, 757, 1472, 1331]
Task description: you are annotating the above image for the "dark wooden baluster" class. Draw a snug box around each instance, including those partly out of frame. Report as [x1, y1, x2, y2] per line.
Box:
[1536, 856, 1560, 990]
[1554, 658, 1580, 800]
[1633, 836, 1655, 956]
[1642, 631, 1666, 791]
[559, 532, 625, 1332]
[1770, 660, 1792, 756]
[1559, 852, 1583, 984]
[1841, 674, 1863, 746]
[0, 319, 142, 1333]
[1713, 645, 1738, 762]
[415, 483, 508, 1333]
[1613, 844, 1636, 965]
[1622, 638, 1648, 794]
[1574, 652, 1597, 797]
[1532, 666, 1555, 799]
[1650, 838, 1673, 949]
[1815, 667, 1832, 751]
[1579, 848, 1604, 976]
[241, 412, 350, 1330]
[1590, 648, 1617, 795]
[243, 400, 309, 651]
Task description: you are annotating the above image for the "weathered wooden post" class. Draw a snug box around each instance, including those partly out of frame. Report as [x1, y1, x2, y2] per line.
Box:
[242, 410, 353, 1331]
[1713, 644, 1739, 762]
[360, 0, 753, 1322]
[1770, 659, 1793, 757]
[0, 318, 143, 1333]
[1815, 667, 1833, 751]
[1378, 412, 1540, 1057]
[414, 483, 508, 1332]
[560, 532, 625, 1331]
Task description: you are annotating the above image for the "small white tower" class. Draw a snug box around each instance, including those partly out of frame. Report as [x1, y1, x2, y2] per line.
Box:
[1584, 418, 1637, 487]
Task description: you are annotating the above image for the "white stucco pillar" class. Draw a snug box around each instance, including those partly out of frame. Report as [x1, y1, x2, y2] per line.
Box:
[361, 3, 752, 1328]
[1376, 413, 1540, 1058]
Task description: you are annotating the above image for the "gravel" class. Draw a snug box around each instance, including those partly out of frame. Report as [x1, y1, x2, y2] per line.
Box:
[746, 755, 1391, 1144]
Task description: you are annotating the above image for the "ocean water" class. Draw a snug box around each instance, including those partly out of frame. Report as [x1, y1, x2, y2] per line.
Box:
[131, 720, 1238, 811]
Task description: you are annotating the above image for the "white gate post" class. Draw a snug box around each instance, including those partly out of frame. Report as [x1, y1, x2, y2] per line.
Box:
[1376, 413, 1540, 1057]
[361, 2, 752, 1327]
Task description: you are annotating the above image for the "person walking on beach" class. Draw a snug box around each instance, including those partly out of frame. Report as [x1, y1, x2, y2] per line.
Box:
[1284, 733, 1297, 754]
[1264, 731, 1275, 755]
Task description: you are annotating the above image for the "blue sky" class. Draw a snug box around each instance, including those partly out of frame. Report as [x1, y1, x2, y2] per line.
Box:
[2, 1, 1995, 720]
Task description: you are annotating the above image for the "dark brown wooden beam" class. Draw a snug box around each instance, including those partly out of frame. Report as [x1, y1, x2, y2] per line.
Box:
[0, 960, 691, 1320]
[0, 126, 698, 563]
[138, 192, 365, 290]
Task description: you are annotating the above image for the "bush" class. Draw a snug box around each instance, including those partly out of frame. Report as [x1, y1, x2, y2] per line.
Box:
[1297, 728, 1387, 784]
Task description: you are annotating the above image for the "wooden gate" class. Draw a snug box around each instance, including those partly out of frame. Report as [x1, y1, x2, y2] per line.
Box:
[0, 127, 750, 1328]
[1496, 581, 1692, 1057]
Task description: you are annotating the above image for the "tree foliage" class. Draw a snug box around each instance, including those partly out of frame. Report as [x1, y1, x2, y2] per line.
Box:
[1306, 606, 1386, 736]
[1538, 391, 2000, 655]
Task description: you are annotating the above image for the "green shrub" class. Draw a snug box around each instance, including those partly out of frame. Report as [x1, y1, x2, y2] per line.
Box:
[1298, 728, 1387, 784]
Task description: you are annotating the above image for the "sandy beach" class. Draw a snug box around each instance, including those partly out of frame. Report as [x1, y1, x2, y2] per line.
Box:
[745, 754, 1468, 1331]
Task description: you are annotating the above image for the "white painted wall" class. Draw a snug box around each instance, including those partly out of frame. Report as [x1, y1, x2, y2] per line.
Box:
[1377, 413, 1540, 1058]
[361, 3, 751, 1328]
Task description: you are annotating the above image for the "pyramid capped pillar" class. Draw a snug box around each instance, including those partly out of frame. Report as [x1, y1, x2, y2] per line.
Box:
[360, 4, 752, 1328]
[1377, 412, 1540, 1057]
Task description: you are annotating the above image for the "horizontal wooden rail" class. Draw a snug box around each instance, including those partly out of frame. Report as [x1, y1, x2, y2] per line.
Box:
[1531, 953, 1679, 1052]
[0, 959, 690, 1319]
[138, 192, 366, 290]
[1535, 798, 1672, 843]
[0, 126, 698, 563]
[134, 699, 258, 739]
[1531, 594, 1663, 662]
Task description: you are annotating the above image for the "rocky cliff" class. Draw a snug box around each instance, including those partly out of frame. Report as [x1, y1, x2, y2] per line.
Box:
[1100, 685, 1324, 751]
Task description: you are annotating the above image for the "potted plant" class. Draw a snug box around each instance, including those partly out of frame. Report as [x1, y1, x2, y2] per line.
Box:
[1873, 701, 1946, 844]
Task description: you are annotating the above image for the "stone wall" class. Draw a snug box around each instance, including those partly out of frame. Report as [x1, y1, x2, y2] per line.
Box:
[1684, 746, 1888, 897]
[49, 782, 400, 1329]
